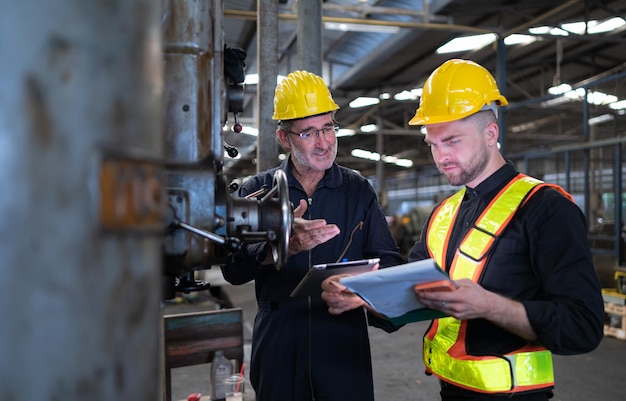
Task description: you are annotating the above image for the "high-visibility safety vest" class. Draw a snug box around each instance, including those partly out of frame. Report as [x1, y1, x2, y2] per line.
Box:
[423, 173, 573, 394]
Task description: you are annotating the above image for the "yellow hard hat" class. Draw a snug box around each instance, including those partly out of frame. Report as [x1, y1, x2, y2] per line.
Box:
[409, 59, 508, 126]
[272, 70, 340, 121]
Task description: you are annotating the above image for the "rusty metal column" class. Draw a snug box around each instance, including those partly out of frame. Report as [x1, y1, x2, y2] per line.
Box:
[0, 1, 163, 401]
[297, 0, 323, 75]
[162, 0, 225, 270]
[257, 0, 279, 172]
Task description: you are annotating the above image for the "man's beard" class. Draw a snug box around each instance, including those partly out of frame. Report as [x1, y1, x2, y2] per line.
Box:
[439, 145, 489, 187]
[290, 140, 337, 171]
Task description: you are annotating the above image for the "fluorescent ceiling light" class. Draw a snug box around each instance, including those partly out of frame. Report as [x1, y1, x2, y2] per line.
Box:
[349, 96, 380, 108]
[561, 21, 589, 34]
[504, 34, 537, 46]
[530, 17, 625, 37]
[394, 88, 422, 101]
[394, 159, 414, 168]
[351, 149, 413, 168]
[588, 17, 626, 33]
[562, 17, 626, 34]
[437, 32, 536, 54]
[542, 84, 578, 107]
[564, 89, 584, 100]
[382, 155, 398, 163]
[337, 128, 356, 137]
[545, 84, 621, 108]
[360, 124, 378, 133]
[586, 91, 618, 106]
[609, 100, 626, 110]
[436, 33, 496, 54]
[540, 96, 572, 108]
[324, 21, 400, 34]
[352, 149, 380, 161]
[548, 83, 572, 95]
[529, 26, 569, 36]
[588, 114, 614, 126]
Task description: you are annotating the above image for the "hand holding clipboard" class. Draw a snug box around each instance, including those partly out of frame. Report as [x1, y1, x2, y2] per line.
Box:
[290, 258, 380, 298]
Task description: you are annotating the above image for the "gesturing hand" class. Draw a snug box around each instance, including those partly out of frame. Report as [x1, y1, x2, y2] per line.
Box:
[288, 199, 340, 256]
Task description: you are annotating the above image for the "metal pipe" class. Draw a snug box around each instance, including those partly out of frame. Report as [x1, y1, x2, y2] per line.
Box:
[297, 0, 323, 74]
[502, 0, 581, 38]
[224, 9, 493, 35]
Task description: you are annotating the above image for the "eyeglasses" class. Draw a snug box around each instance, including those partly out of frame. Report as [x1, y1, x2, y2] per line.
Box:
[286, 125, 339, 140]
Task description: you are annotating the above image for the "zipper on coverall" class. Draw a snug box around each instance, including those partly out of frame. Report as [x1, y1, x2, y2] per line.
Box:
[306, 196, 316, 400]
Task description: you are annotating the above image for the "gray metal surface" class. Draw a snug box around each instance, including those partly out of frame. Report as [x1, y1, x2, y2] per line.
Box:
[0, 1, 163, 400]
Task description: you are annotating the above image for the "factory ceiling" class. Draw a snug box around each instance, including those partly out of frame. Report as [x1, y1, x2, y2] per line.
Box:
[220, 0, 626, 181]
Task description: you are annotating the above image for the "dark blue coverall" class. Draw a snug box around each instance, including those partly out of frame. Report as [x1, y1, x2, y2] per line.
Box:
[223, 156, 404, 401]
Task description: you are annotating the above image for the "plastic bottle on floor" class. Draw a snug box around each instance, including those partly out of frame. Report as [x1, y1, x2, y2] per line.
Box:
[210, 351, 233, 401]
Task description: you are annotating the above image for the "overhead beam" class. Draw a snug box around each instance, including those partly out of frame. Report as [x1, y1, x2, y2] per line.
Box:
[224, 9, 493, 35]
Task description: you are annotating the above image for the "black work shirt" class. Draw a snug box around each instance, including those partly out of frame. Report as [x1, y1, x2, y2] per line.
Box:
[409, 162, 604, 356]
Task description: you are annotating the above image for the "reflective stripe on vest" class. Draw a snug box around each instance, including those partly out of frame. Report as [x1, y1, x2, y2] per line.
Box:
[424, 173, 572, 394]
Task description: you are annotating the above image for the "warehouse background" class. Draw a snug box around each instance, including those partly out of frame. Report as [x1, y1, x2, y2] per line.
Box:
[223, 0, 626, 287]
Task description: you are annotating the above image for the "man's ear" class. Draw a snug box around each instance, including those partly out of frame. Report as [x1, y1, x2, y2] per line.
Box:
[485, 122, 499, 146]
[276, 129, 291, 150]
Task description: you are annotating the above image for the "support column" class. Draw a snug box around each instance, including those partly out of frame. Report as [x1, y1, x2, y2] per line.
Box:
[257, 0, 279, 172]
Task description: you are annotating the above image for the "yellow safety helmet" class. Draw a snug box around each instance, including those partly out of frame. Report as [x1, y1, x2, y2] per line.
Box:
[409, 59, 508, 126]
[272, 70, 340, 121]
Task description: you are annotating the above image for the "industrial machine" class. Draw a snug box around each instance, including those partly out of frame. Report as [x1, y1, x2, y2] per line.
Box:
[160, 0, 292, 299]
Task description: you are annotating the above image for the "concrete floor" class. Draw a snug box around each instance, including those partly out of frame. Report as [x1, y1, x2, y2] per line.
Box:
[167, 280, 626, 401]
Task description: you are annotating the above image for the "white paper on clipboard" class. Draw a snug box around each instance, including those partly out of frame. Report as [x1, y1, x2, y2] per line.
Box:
[338, 258, 453, 319]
